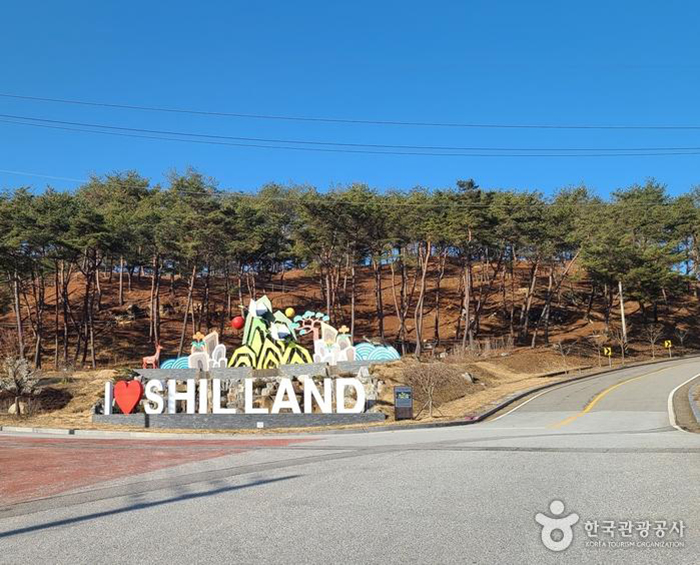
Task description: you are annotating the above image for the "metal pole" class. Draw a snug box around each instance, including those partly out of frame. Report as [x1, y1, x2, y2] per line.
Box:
[618, 280, 627, 345]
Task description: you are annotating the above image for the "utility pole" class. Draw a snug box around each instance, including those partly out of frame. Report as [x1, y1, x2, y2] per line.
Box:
[618, 280, 627, 345]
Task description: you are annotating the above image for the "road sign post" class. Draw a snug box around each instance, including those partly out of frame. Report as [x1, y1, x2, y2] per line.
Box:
[394, 386, 413, 420]
[664, 340, 672, 358]
[603, 346, 612, 367]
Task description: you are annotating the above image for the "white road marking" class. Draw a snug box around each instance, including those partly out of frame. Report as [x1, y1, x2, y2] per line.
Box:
[487, 389, 554, 422]
[476, 427, 546, 430]
[667, 372, 700, 433]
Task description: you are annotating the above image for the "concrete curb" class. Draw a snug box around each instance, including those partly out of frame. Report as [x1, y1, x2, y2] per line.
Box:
[0, 426, 74, 435]
[2, 353, 699, 439]
[688, 383, 700, 424]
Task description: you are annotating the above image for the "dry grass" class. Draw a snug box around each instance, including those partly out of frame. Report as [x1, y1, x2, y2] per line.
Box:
[2, 261, 698, 371]
[367, 346, 603, 422]
[0, 369, 113, 428]
[0, 347, 659, 431]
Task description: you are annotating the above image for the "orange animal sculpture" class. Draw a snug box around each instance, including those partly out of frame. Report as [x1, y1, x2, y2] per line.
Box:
[142, 343, 163, 369]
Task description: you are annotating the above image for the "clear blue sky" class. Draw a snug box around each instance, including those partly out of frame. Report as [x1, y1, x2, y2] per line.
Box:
[2, 1, 700, 197]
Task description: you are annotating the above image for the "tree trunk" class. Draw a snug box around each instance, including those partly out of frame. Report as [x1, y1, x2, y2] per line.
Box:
[153, 257, 161, 344]
[118, 256, 125, 305]
[54, 263, 59, 368]
[414, 241, 432, 357]
[473, 251, 505, 336]
[204, 261, 211, 329]
[531, 271, 553, 347]
[372, 256, 385, 340]
[325, 270, 332, 319]
[88, 280, 96, 369]
[433, 250, 447, 344]
[220, 263, 231, 335]
[454, 266, 464, 340]
[585, 283, 595, 322]
[237, 269, 244, 309]
[61, 263, 70, 364]
[191, 296, 198, 334]
[518, 259, 539, 342]
[508, 254, 516, 337]
[390, 256, 405, 347]
[390, 248, 418, 354]
[79, 271, 92, 367]
[177, 265, 197, 357]
[148, 254, 157, 342]
[461, 259, 474, 350]
[531, 251, 580, 347]
[32, 272, 45, 368]
[350, 260, 356, 337]
[94, 266, 102, 312]
[12, 271, 25, 359]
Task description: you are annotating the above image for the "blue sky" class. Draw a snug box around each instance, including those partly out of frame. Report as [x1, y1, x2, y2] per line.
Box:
[2, 1, 700, 197]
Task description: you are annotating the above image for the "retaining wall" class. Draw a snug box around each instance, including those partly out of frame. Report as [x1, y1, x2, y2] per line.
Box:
[92, 412, 386, 429]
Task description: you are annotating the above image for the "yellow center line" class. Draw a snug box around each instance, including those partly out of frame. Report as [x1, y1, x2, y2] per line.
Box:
[548, 367, 669, 429]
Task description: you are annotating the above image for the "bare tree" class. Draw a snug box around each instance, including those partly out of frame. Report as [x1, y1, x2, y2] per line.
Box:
[403, 362, 463, 419]
[674, 328, 689, 352]
[555, 339, 575, 372]
[586, 333, 606, 367]
[0, 356, 42, 415]
[644, 324, 663, 359]
[610, 324, 630, 365]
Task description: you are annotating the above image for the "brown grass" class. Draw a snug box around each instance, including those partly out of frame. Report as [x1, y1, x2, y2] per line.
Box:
[0, 347, 601, 431]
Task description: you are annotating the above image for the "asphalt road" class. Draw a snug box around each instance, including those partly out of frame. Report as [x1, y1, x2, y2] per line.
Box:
[2, 359, 700, 564]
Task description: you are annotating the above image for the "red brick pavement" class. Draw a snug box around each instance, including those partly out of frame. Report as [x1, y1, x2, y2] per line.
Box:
[0, 436, 314, 505]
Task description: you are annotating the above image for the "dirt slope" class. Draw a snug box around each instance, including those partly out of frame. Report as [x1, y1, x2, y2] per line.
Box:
[1, 261, 696, 368]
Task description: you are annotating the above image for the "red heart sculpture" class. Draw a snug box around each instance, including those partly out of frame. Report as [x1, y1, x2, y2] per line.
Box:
[114, 380, 144, 415]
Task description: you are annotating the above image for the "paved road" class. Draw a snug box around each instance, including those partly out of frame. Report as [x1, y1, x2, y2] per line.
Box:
[2, 359, 700, 564]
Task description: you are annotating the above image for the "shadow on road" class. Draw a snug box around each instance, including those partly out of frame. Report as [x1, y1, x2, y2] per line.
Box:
[0, 475, 299, 539]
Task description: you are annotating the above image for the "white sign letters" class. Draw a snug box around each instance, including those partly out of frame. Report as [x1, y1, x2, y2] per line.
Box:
[106, 377, 366, 415]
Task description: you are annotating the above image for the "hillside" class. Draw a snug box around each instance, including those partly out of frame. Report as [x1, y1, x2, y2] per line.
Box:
[1, 260, 697, 369]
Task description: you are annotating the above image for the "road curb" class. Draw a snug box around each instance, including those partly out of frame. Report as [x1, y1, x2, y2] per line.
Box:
[688, 383, 700, 424]
[468, 353, 700, 423]
[343, 353, 700, 434]
[0, 426, 74, 435]
[1, 354, 699, 439]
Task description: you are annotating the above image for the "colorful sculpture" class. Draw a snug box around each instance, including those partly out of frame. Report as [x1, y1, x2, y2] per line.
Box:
[293, 311, 355, 364]
[158, 295, 400, 370]
[228, 297, 312, 369]
[142, 343, 163, 369]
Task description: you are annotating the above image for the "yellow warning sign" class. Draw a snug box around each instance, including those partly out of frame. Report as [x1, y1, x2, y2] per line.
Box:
[664, 340, 672, 349]
[603, 347, 612, 356]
